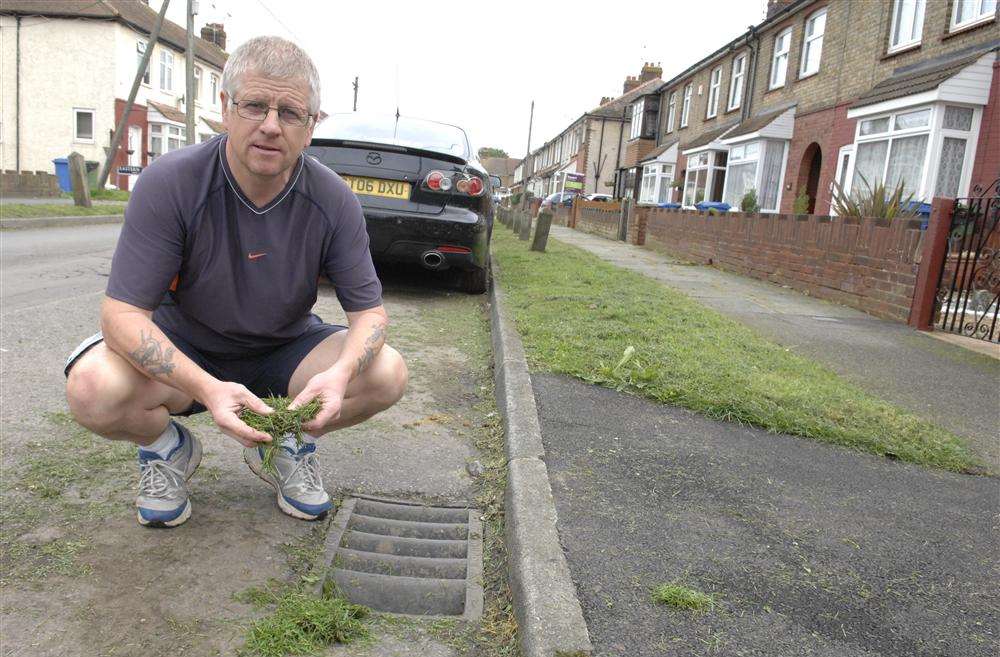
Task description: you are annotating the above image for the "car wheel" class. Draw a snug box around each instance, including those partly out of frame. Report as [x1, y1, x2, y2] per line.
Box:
[460, 260, 491, 294]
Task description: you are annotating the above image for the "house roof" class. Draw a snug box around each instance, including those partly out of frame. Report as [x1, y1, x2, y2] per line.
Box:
[0, 0, 228, 69]
[723, 106, 793, 140]
[588, 78, 665, 119]
[682, 123, 738, 151]
[640, 138, 679, 163]
[202, 117, 226, 133]
[852, 45, 997, 109]
[147, 100, 187, 123]
[481, 156, 521, 177]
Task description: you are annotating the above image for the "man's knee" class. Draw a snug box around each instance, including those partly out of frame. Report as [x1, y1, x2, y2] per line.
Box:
[65, 348, 139, 433]
[374, 346, 407, 410]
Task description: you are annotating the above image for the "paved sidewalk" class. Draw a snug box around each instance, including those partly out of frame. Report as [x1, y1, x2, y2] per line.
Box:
[550, 226, 1000, 471]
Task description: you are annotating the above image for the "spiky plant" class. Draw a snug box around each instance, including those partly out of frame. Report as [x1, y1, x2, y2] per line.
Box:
[831, 174, 921, 220]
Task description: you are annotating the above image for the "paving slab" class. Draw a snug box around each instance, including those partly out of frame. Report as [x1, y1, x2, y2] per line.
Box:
[533, 371, 999, 657]
[550, 226, 1000, 470]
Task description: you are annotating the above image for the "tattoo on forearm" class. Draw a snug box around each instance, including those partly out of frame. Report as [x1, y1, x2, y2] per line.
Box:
[128, 330, 176, 376]
[355, 322, 386, 376]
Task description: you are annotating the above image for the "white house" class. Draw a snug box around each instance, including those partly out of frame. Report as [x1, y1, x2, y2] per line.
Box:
[0, 0, 228, 190]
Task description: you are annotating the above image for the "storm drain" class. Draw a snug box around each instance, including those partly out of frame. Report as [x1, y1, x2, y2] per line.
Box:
[318, 495, 483, 620]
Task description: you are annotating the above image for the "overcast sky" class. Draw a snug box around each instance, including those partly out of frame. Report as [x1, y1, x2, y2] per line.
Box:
[158, 0, 766, 159]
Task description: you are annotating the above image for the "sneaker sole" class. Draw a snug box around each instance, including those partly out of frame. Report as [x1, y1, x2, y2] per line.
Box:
[136, 435, 203, 529]
[243, 451, 327, 522]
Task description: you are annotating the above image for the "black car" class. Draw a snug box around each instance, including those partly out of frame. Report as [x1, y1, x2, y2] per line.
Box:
[308, 113, 494, 293]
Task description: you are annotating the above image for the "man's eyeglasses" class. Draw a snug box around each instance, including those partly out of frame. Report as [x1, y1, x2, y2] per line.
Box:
[232, 99, 312, 127]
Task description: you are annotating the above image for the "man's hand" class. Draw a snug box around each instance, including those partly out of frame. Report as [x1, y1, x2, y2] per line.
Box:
[288, 367, 351, 433]
[201, 381, 275, 447]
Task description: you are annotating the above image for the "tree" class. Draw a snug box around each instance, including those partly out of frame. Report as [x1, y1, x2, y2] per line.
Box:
[478, 147, 509, 159]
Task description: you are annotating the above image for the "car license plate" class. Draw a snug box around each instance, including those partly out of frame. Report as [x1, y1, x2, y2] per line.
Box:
[342, 175, 411, 200]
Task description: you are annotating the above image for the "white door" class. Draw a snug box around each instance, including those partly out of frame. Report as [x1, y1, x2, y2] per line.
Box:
[127, 126, 142, 190]
[830, 145, 854, 215]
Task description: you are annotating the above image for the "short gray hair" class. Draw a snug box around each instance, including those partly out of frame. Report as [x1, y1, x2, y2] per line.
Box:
[221, 36, 321, 114]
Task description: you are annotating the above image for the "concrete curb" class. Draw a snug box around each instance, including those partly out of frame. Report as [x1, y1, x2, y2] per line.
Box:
[490, 258, 593, 657]
[0, 215, 124, 230]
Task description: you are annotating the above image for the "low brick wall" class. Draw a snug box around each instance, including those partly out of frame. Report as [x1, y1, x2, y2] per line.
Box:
[638, 207, 925, 323]
[2, 170, 61, 197]
[575, 199, 622, 241]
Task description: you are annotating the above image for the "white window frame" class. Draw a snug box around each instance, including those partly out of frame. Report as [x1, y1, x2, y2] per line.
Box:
[73, 108, 95, 143]
[630, 100, 644, 140]
[137, 40, 150, 85]
[210, 73, 220, 106]
[706, 67, 722, 119]
[159, 49, 174, 92]
[722, 139, 789, 213]
[682, 150, 727, 208]
[148, 121, 187, 160]
[950, 0, 997, 31]
[728, 54, 746, 112]
[638, 163, 676, 205]
[680, 84, 692, 127]
[665, 92, 677, 133]
[800, 8, 827, 78]
[889, 0, 926, 52]
[193, 66, 202, 102]
[770, 28, 792, 89]
[847, 103, 982, 203]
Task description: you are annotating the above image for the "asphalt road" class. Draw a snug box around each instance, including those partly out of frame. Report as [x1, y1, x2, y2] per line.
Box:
[534, 372, 999, 657]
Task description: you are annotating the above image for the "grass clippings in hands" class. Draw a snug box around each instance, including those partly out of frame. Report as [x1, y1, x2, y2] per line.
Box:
[240, 397, 322, 477]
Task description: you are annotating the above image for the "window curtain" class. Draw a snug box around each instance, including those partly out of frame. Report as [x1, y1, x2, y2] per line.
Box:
[935, 137, 967, 198]
[885, 134, 928, 197]
[723, 162, 756, 206]
[760, 140, 785, 210]
[852, 141, 888, 195]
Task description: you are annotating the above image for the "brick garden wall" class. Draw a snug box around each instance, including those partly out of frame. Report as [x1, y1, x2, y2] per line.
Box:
[575, 199, 622, 240]
[637, 207, 925, 322]
[1, 170, 61, 197]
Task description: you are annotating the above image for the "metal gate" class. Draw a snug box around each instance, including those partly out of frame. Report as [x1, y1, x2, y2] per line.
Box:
[934, 179, 1000, 343]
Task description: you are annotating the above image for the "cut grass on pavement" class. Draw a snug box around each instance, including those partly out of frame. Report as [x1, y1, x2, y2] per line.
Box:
[1, 203, 124, 218]
[492, 229, 981, 473]
[651, 583, 715, 612]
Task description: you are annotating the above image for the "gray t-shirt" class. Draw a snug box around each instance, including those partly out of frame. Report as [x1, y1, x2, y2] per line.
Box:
[107, 134, 382, 357]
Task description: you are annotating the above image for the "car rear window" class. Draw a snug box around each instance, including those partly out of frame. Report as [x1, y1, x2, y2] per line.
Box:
[315, 113, 471, 160]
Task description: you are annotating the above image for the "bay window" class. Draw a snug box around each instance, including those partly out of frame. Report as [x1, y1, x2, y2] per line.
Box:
[706, 67, 722, 118]
[682, 151, 727, 207]
[847, 104, 981, 201]
[681, 84, 692, 127]
[722, 140, 789, 212]
[951, 0, 997, 30]
[889, 0, 925, 52]
[800, 8, 826, 77]
[149, 123, 187, 161]
[770, 28, 791, 89]
[665, 92, 676, 133]
[639, 163, 676, 205]
[728, 54, 746, 112]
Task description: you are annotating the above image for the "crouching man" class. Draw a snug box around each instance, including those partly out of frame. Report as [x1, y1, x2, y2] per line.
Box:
[65, 36, 407, 527]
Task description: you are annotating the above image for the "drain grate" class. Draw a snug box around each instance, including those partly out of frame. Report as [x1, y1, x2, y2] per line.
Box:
[318, 495, 483, 620]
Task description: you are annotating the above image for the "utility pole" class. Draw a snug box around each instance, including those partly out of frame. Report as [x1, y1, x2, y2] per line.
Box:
[97, 0, 170, 191]
[525, 100, 534, 158]
[353, 76, 359, 111]
[524, 100, 534, 198]
[185, 0, 197, 145]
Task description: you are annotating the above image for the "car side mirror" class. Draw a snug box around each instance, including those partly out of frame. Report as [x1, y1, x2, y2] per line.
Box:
[489, 175, 502, 189]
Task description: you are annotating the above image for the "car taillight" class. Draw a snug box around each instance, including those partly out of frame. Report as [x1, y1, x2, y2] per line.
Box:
[467, 177, 484, 196]
[426, 171, 452, 191]
[423, 171, 485, 196]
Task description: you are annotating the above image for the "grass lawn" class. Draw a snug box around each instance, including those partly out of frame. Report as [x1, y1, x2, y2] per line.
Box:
[61, 189, 131, 201]
[492, 228, 982, 473]
[1, 203, 124, 218]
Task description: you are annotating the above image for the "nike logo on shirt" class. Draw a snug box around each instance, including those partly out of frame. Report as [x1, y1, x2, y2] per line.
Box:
[248, 251, 267, 260]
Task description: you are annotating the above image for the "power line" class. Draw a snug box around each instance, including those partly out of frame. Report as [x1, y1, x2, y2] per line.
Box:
[253, 0, 302, 43]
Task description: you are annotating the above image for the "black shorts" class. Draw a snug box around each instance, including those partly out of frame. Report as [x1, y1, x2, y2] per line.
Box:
[64, 322, 347, 416]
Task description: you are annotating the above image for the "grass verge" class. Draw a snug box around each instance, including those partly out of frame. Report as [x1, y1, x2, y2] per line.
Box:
[0, 203, 124, 218]
[651, 583, 715, 611]
[491, 228, 981, 473]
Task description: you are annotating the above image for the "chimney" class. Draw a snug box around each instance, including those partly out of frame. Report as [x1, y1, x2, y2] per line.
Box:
[599, 96, 612, 106]
[639, 61, 662, 83]
[200, 22, 227, 50]
[623, 75, 640, 94]
[766, 0, 795, 18]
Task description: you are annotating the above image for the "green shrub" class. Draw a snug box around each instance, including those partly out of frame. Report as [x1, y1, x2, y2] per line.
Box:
[793, 188, 811, 214]
[740, 189, 760, 213]
[831, 175, 920, 220]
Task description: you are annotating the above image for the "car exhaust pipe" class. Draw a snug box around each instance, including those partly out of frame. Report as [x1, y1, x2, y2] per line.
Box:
[421, 250, 445, 270]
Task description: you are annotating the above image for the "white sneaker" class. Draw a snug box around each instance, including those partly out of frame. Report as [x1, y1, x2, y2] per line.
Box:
[136, 422, 202, 527]
[244, 442, 332, 520]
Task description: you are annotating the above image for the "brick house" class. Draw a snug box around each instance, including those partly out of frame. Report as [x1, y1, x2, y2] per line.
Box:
[515, 64, 663, 199]
[636, 0, 998, 213]
[0, 0, 228, 191]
